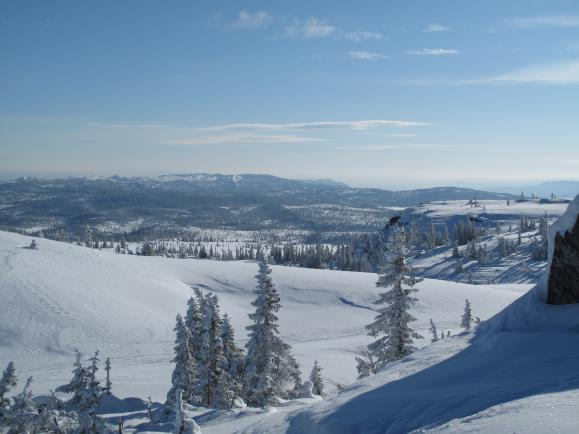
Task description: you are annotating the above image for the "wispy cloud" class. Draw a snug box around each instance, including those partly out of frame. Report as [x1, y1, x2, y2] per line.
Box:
[88, 123, 164, 128]
[423, 24, 451, 33]
[232, 10, 272, 30]
[348, 51, 389, 61]
[506, 15, 579, 29]
[344, 31, 383, 42]
[489, 60, 579, 84]
[194, 120, 431, 132]
[284, 17, 382, 41]
[284, 18, 336, 39]
[334, 143, 450, 152]
[407, 48, 460, 56]
[164, 134, 323, 146]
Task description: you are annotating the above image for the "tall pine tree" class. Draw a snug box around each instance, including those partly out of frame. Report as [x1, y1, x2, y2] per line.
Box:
[358, 224, 422, 377]
[167, 315, 197, 405]
[244, 260, 299, 406]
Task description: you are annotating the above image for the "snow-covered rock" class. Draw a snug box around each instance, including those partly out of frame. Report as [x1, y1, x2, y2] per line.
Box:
[546, 194, 579, 304]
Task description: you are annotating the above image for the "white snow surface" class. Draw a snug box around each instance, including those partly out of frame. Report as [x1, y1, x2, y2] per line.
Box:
[406, 199, 568, 220]
[0, 230, 524, 405]
[243, 195, 579, 434]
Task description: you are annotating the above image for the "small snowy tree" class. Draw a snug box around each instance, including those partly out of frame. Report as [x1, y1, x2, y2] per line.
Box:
[360, 225, 422, 377]
[354, 345, 378, 379]
[429, 319, 438, 343]
[0, 361, 18, 417]
[104, 357, 112, 395]
[77, 351, 105, 434]
[167, 315, 197, 405]
[55, 348, 87, 406]
[309, 361, 325, 398]
[460, 299, 473, 331]
[172, 389, 202, 434]
[3, 376, 38, 434]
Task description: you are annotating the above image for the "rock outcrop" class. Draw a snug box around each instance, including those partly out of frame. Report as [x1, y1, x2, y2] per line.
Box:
[547, 212, 579, 304]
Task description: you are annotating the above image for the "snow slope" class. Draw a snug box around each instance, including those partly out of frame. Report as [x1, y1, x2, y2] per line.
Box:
[244, 196, 579, 434]
[403, 199, 568, 221]
[0, 230, 525, 403]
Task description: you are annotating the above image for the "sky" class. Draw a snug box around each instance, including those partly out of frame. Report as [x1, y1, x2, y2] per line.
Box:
[0, 0, 578, 189]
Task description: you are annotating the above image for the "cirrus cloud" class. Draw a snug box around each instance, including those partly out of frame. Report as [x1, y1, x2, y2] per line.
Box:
[506, 15, 579, 29]
[489, 60, 579, 84]
[348, 51, 390, 61]
[407, 48, 460, 56]
[164, 134, 323, 146]
[193, 119, 432, 132]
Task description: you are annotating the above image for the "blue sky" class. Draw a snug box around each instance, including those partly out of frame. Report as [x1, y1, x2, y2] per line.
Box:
[1, 0, 578, 188]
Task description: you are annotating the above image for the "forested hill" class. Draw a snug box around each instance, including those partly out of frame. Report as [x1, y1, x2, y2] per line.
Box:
[0, 173, 515, 236]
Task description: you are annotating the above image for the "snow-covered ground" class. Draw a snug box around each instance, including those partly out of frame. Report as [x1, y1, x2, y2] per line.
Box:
[2, 193, 578, 433]
[0, 230, 524, 404]
[225, 195, 579, 434]
[405, 199, 569, 221]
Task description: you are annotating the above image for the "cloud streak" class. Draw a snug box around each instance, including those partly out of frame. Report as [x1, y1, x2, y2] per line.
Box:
[284, 18, 336, 38]
[489, 60, 579, 84]
[88, 123, 165, 128]
[284, 17, 382, 41]
[334, 143, 451, 152]
[348, 51, 389, 61]
[193, 120, 432, 132]
[423, 24, 451, 32]
[165, 134, 323, 146]
[407, 48, 460, 56]
[344, 31, 383, 41]
[506, 15, 579, 29]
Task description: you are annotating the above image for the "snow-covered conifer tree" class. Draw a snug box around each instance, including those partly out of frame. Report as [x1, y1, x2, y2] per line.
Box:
[460, 299, 473, 331]
[77, 351, 105, 434]
[0, 361, 17, 417]
[185, 293, 205, 372]
[309, 361, 325, 398]
[55, 348, 87, 406]
[104, 357, 112, 395]
[204, 295, 230, 408]
[244, 260, 298, 406]
[167, 315, 197, 405]
[221, 313, 244, 403]
[360, 224, 422, 376]
[3, 376, 38, 434]
[429, 319, 438, 343]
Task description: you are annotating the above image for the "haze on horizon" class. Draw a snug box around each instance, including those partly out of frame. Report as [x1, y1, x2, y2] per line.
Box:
[1, 0, 578, 189]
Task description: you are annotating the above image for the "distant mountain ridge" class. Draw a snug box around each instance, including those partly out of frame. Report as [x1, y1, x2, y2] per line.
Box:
[0, 173, 517, 235]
